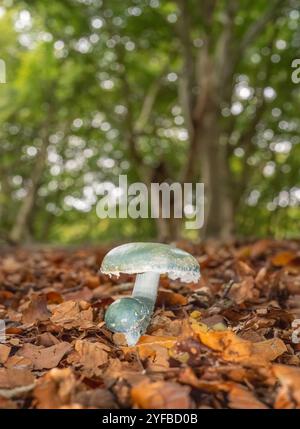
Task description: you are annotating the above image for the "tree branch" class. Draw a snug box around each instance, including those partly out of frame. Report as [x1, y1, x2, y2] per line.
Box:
[134, 64, 168, 134]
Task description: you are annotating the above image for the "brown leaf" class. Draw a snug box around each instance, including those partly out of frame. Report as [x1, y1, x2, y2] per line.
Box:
[82, 274, 101, 289]
[252, 339, 287, 362]
[271, 251, 297, 267]
[0, 290, 14, 304]
[22, 294, 51, 324]
[75, 389, 117, 409]
[103, 358, 148, 387]
[156, 290, 188, 307]
[170, 337, 208, 366]
[191, 322, 286, 366]
[178, 367, 250, 397]
[5, 355, 33, 370]
[37, 332, 60, 347]
[73, 340, 110, 372]
[139, 344, 171, 371]
[138, 334, 177, 347]
[236, 260, 255, 276]
[17, 342, 72, 370]
[132, 380, 192, 409]
[46, 291, 63, 304]
[34, 368, 76, 409]
[249, 239, 273, 258]
[0, 344, 11, 364]
[227, 384, 268, 409]
[50, 300, 94, 329]
[5, 327, 23, 335]
[236, 239, 272, 259]
[228, 277, 258, 304]
[273, 364, 300, 408]
[123, 334, 177, 354]
[0, 396, 17, 409]
[122, 335, 177, 371]
[1, 257, 21, 274]
[0, 368, 35, 389]
[64, 287, 93, 302]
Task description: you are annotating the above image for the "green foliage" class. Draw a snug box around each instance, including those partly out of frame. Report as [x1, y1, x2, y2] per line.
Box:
[0, 0, 299, 243]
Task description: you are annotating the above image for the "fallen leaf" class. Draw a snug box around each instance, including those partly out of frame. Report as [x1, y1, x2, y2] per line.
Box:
[64, 287, 93, 302]
[50, 300, 94, 329]
[5, 327, 23, 335]
[178, 367, 249, 398]
[156, 289, 188, 307]
[34, 368, 76, 409]
[0, 290, 14, 304]
[227, 384, 268, 409]
[17, 342, 72, 370]
[122, 335, 177, 371]
[138, 334, 177, 347]
[22, 294, 51, 324]
[149, 316, 184, 337]
[170, 337, 208, 366]
[228, 277, 258, 304]
[1, 257, 21, 274]
[249, 239, 273, 259]
[139, 344, 171, 371]
[75, 389, 117, 409]
[46, 291, 63, 304]
[0, 396, 17, 409]
[132, 380, 192, 409]
[103, 358, 148, 387]
[5, 355, 33, 370]
[123, 334, 177, 354]
[0, 344, 11, 364]
[236, 239, 272, 259]
[271, 251, 297, 267]
[252, 339, 287, 362]
[273, 364, 300, 408]
[237, 260, 255, 276]
[0, 368, 35, 389]
[82, 274, 100, 289]
[191, 322, 286, 366]
[73, 340, 110, 373]
[37, 332, 60, 347]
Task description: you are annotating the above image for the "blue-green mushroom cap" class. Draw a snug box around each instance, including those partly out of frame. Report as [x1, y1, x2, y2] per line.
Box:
[104, 296, 152, 333]
[100, 242, 200, 283]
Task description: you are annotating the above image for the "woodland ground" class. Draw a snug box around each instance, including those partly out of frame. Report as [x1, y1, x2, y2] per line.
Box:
[0, 239, 300, 409]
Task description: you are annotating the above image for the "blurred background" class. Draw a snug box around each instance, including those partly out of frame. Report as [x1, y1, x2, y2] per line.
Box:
[0, 0, 299, 245]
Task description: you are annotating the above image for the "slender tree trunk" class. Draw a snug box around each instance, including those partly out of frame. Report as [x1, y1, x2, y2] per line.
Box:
[155, 217, 170, 242]
[155, 201, 182, 242]
[9, 137, 48, 243]
[39, 211, 55, 242]
[0, 174, 11, 237]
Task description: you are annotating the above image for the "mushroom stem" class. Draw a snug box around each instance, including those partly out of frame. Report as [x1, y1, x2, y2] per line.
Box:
[132, 272, 160, 302]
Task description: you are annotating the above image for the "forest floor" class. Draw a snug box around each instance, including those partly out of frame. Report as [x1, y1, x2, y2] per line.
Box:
[0, 239, 300, 409]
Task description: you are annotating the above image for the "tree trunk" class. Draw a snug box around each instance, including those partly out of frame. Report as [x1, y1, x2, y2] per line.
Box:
[200, 122, 234, 240]
[0, 174, 11, 238]
[155, 217, 182, 243]
[9, 138, 48, 243]
[153, 187, 183, 242]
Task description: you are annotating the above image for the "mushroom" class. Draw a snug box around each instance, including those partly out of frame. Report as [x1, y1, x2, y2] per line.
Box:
[100, 242, 200, 346]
